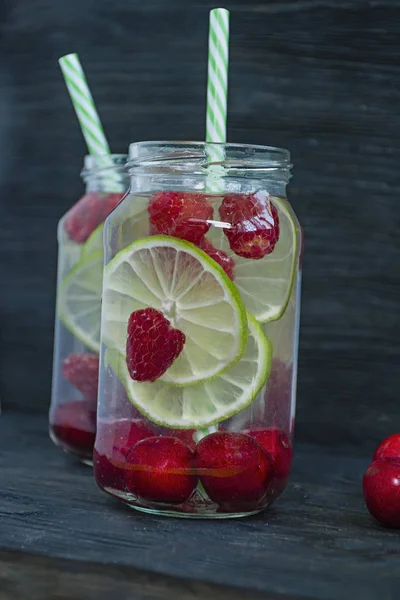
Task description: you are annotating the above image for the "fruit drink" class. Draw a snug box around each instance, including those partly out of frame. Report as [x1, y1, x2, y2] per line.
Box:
[49, 155, 128, 463]
[94, 142, 302, 516]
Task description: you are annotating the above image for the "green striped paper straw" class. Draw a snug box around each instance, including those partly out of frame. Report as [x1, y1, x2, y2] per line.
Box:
[206, 7, 230, 170]
[196, 8, 231, 441]
[59, 53, 124, 192]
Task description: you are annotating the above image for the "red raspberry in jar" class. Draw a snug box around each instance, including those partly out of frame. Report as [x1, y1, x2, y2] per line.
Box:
[219, 191, 279, 259]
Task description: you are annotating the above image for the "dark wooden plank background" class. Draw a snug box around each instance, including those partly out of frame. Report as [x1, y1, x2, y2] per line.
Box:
[0, 0, 399, 453]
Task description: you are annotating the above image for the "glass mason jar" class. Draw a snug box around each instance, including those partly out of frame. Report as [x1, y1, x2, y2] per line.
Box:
[94, 142, 302, 517]
[50, 154, 129, 464]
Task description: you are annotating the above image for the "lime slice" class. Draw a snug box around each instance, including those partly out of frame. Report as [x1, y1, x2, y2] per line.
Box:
[82, 224, 104, 259]
[58, 252, 103, 353]
[58, 221, 83, 271]
[58, 195, 151, 354]
[210, 196, 299, 323]
[106, 313, 271, 429]
[264, 273, 299, 363]
[102, 235, 248, 386]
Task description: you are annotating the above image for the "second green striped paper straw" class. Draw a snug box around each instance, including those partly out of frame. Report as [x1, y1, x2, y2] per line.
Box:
[195, 8, 231, 442]
[206, 7, 230, 173]
[59, 53, 124, 192]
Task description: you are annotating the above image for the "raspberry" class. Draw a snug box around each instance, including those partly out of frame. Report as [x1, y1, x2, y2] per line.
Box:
[363, 458, 400, 528]
[50, 400, 96, 457]
[148, 191, 213, 244]
[64, 192, 124, 243]
[198, 238, 235, 280]
[219, 192, 280, 259]
[245, 428, 293, 499]
[126, 308, 185, 382]
[62, 353, 99, 403]
[195, 432, 273, 511]
[94, 418, 155, 491]
[373, 434, 400, 461]
[125, 436, 197, 503]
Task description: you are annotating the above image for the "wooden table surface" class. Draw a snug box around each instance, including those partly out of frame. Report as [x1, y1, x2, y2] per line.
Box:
[0, 413, 398, 600]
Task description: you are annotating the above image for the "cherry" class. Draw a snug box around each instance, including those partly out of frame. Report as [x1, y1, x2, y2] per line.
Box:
[246, 428, 293, 480]
[363, 458, 400, 528]
[93, 449, 127, 492]
[50, 400, 96, 457]
[196, 432, 273, 511]
[125, 436, 197, 504]
[111, 418, 155, 454]
[164, 429, 196, 451]
[373, 433, 400, 461]
[94, 418, 155, 491]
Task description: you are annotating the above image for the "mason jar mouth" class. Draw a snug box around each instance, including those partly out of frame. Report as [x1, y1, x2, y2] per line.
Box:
[128, 141, 292, 179]
[81, 154, 128, 179]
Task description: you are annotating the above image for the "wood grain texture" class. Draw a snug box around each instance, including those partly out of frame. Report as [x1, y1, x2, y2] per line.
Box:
[0, 0, 400, 452]
[0, 414, 399, 600]
[0, 551, 289, 600]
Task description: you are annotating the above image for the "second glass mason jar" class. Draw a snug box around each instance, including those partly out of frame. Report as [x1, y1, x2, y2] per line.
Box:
[94, 142, 302, 517]
[50, 154, 129, 464]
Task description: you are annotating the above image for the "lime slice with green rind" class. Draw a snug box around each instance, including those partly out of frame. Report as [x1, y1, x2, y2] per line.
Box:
[102, 235, 248, 386]
[82, 224, 104, 259]
[58, 252, 103, 353]
[209, 196, 299, 323]
[58, 220, 84, 271]
[264, 272, 299, 363]
[57, 195, 151, 353]
[105, 313, 271, 429]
